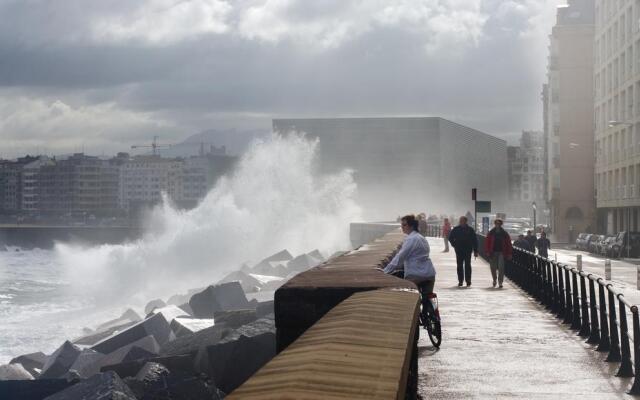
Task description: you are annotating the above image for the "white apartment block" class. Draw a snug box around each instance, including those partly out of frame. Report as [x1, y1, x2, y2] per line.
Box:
[594, 0, 640, 233]
[119, 156, 184, 211]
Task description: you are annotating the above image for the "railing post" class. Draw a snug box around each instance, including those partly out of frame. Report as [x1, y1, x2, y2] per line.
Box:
[596, 281, 610, 352]
[579, 274, 591, 337]
[606, 287, 621, 362]
[587, 277, 601, 344]
[545, 260, 554, 310]
[629, 306, 640, 394]
[571, 271, 581, 331]
[554, 263, 564, 318]
[617, 299, 634, 377]
[563, 267, 573, 325]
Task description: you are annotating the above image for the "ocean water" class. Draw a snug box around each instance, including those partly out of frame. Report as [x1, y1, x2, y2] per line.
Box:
[0, 133, 361, 364]
[0, 248, 121, 364]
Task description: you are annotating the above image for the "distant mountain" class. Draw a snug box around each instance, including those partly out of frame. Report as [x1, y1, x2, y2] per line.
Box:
[159, 129, 270, 157]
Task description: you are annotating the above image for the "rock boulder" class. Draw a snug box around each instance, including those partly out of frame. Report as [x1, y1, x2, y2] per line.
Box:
[43, 371, 137, 400]
[0, 363, 34, 380]
[188, 282, 251, 318]
[39, 341, 81, 380]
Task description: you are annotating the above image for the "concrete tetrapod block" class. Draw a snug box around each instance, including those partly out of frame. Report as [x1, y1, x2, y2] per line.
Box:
[160, 325, 230, 357]
[170, 317, 215, 337]
[43, 371, 137, 400]
[101, 354, 196, 379]
[73, 321, 138, 346]
[95, 308, 142, 332]
[91, 312, 172, 355]
[144, 299, 166, 315]
[68, 349, 104, 379]
[10, 352, 47, 378]
[82, 335, 161, 378]
[188, 282, 251, 318]
[195, 316, 276, 394]
[213, 309, 257, 328]
[255, 300, 274, 318]
[146, 304, 190, 323]
[38, 341, 81, 380]
[0, 363, 34, 380]
[218, 270, 263, 292]
[0, 379, 75, 400]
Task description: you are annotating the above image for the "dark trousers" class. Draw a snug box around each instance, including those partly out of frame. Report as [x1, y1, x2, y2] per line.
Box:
[456, 251, 472, 284]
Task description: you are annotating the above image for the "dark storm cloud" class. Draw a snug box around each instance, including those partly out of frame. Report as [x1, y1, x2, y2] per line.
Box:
[0, 0, 559, 156]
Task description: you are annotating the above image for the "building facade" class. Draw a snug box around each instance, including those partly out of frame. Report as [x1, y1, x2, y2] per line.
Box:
[594, 0, 640, 234]
[544, 0, 596, 242]
[507, 131, 546, 219]
[273, 117, 507, 220]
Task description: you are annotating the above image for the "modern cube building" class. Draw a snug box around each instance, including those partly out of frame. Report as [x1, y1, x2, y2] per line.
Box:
[273, 117, 507, 220]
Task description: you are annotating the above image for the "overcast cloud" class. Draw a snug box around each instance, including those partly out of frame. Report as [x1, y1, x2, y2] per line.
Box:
[0, 0, 561, 157]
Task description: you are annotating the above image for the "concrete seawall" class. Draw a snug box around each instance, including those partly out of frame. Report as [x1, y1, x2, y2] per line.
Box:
[0, 226, 142, 248]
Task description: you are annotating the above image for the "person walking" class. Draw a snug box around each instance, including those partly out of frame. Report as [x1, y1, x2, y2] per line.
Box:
[418, 213, 428, 236]
[525, 230, 537, 250]
[442, 218, 452, 252]
[536, 231, 551, 258]
[448, 216, 478, 287]
[513, 234, 531, 251]
[484, 219, 513, 288]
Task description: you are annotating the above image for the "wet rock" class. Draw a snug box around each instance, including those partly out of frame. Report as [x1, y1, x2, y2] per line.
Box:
[195, 316, 276, 393]
[307, 249, 325, 262]
[166, 293, 188, 306]
[43, 371, 136, 400]
[73, 321, 137, 346]
[170, 317, 215, 337]
[126, 362, 224, 400]
[0, 379, 74, 400]
[251, 261, 289, 277]
[68, 349, 104, 378]
[246, 290, 275, 303]
[39, 341, 81, 380]
[144, 299, 166, 315]
[95, 308, 142, 332]
[177, 303, 194, 316]
[256, 300, 274, 318]
[121, 346, 158, 363]
[101, 354, 195, 379]
[262, 249, 293, 263]
[189, 282, 251, 318]
[213, 309, 257, 329]
[91, 312, 172, 355]
[287, 253, 322, 273]
[0, 363, 34, 380]
[82, 335, 160, 377]
[160, 325, 231, 357]
[146, 305, 189, 323]
[10, 352, 47, 378]
[218, 270, 262, 292]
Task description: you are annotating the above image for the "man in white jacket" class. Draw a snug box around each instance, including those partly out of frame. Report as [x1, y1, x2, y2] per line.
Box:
[384, 214, 436, 293]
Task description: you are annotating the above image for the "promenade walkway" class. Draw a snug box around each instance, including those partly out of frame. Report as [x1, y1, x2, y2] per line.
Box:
[419, 237, 635, 399]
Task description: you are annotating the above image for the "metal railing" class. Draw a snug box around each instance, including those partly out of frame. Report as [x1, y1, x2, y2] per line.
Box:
[425, 224, 442, 238]
[493, 239, 640, 394]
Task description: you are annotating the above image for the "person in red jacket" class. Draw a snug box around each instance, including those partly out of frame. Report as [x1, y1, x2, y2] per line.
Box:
[484, 219, 513, 288]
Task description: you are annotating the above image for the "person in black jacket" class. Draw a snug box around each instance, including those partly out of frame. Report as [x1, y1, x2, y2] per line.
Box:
[448, 216, 479, 287]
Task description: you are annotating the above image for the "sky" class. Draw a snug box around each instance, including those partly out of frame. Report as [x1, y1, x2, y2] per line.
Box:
[0, 0, 563, 157]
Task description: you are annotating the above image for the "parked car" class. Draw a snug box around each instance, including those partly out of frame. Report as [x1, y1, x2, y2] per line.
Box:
[607, 231, 640, 258]
[589, 235, 606, 254]
[598, 236, 616, 256]
[575, 233, 590, 250]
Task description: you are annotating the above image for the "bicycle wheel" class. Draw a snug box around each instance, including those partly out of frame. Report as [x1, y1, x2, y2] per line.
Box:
[423, 302, 442, 348]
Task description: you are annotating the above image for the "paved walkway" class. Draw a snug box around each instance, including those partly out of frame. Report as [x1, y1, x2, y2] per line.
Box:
[418, 238, 635, 399]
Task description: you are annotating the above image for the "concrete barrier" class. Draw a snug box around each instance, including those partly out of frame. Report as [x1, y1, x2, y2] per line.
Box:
[229, 230, 421, 399]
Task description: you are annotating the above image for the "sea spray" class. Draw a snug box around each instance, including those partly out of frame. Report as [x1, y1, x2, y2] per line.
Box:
[55, 133, 361, 304]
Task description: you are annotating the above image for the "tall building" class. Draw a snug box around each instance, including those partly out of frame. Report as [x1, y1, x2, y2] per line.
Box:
[273, 117, 507, 220]
[0, 156, 38, 214]
[544, 0, 596, 242]
[507, 131, 546, 219]
[594, 0, 640, 234]
[118, 155, 184, 212]
[39, 154, 120, 216]
[21, 156, 53, 213]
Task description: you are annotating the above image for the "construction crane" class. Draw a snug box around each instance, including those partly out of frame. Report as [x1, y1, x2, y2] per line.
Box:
[131, 136, 172, 155]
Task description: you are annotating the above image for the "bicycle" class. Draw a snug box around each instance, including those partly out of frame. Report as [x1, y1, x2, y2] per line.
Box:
[389, 269, 442, 347]
[418, 283, 442, 348]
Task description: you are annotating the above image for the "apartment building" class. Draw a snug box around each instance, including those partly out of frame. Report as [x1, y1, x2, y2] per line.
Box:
[507, 131, 546, 218]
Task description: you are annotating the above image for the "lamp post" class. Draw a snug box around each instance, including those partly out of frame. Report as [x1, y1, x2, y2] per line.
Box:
[532, 201, 537, 233]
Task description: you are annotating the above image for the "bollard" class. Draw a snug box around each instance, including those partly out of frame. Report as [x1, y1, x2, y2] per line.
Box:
[637, 266, 640, 290]
[629, 307, 640, 394]
[605, 259, 612, 280]
[577, 254, 582, 272]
